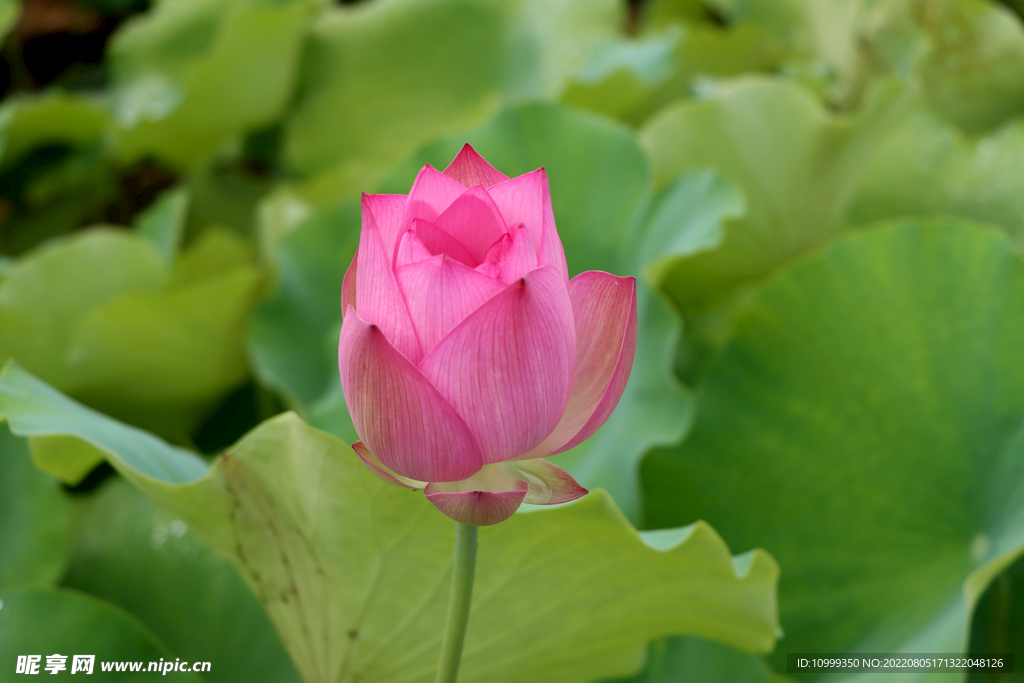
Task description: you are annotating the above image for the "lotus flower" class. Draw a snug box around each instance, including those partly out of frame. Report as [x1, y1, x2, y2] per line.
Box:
[338, 145, 637, 526]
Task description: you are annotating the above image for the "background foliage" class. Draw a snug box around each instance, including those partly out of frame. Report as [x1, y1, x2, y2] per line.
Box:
[2, 0, 1024, 681]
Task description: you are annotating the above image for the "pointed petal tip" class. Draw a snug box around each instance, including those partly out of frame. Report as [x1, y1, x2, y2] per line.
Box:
[499, 459, 588, 505]
[442, 145, 510, 188]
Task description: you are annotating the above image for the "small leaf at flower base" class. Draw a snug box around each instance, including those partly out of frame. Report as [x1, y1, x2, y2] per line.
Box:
[644, 219, 1024, 673]
[0, 586, 199, 681]
[0, 364, 781, 683]
[0, 424, 69, 590]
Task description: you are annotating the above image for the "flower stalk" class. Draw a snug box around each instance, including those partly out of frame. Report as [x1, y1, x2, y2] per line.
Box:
[435, 522, 479, 683]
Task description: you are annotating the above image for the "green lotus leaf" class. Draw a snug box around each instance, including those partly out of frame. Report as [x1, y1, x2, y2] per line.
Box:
[850, 104, 1024, 248]
[967, 554, 1024, 680]
[551, 170, 743, 523]
[0, 363, 780, 683]
[563, 9, 779, 127]
[0, 586, 198, 681]
[0, 424, 68, 589]
[644, 219, 1024, 679]
[639, 77, 910, 312]
[0, 91, 108, 172]
[864, 0, 1024, 133]
[248, 201, 359, 419]
[0, 228, 264, 449]
[602, 635, 796, 683]
[63, 477, 300, 683]
[109, 0, 315, 167]
[0, 92, 117, 254]
[283, 0, 620, 198]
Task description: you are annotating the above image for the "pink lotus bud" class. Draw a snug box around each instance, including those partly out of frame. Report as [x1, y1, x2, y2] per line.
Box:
[338, 145, 638, 526]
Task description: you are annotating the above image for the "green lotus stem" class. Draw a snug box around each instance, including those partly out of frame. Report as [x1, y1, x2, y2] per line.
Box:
[434, 522, 479, 683]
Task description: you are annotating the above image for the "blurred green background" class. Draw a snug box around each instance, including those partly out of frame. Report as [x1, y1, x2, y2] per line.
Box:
[3, 0, 1024, 681]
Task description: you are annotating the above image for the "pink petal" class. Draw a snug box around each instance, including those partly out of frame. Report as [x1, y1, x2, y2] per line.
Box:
[442, 144, 510, 188]
[338, 307, 483, 482]
[401, 165, 467, 240]
[396, 254, 505, 354]
[475, 233, 511, 279]
[394, 228, 433, 268]
[498, 458, 587, 505]
[419, 265, 576, 464]
[497, 223, 539, 284]
[520, 271, 638, 458]
[434, 185, 508, 264]
[341, 249, 357, 313]
[487, 169, 568, 282]
[355, 216, 422, 363]
[352, 440, 426, 489]
[424, 464, 528, 526]
[411, 218, 477, 267]
[362, 194, 408, 264]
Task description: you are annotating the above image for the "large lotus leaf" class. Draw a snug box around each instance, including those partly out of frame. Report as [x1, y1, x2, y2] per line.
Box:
[109, 0, 314, 167]
[643, 219, 1024, 680]
[0, 363, 780, 683]
[0, 424, 69, 589]
[64, 478, 300, 683]
[65, 264, 263, 437]
[0, 91, 108, 171]
[0, 230, 168, 376]
[0, 586, 198, 681]
[0, 228, 264, 447]
[283, 0, 619, 197]
[849, 105, 1024, 248]
[638, 77, 909, 315]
